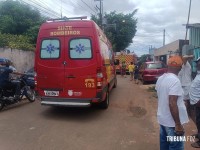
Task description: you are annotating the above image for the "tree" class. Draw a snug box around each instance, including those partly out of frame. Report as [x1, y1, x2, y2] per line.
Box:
[0, 0, 45, 44]
[137, 54, 152, 67]
[91, 11, 137, 52]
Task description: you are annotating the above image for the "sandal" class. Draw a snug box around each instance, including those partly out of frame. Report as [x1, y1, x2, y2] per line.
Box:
[191, 141, 200, 148]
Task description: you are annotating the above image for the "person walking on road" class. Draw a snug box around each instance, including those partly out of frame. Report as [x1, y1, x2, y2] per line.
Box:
[128, 62, 135, 81]
[121, 61, 127, 78]
[134, 65, 139, 84]
[189, 57, 200, 148]
[156, 55, 189, 150]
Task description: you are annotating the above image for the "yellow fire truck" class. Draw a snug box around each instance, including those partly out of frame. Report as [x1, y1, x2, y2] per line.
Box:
[114, 52, 136, 73]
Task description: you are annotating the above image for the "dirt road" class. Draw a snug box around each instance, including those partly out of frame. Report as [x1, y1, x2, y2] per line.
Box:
[0, 75, 197, 150]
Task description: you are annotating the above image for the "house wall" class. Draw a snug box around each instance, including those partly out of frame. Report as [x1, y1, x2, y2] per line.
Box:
[189, 27, 200, 47]
[0, 48, 35, 72]
[154, 40, 180, 56]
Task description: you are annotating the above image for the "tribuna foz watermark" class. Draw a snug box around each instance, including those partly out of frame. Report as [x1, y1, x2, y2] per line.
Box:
[167, 136, 195, 142]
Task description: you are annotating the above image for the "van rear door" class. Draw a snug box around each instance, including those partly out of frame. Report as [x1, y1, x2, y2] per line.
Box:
[36, 23, 66, 97]
[64, 25, 98, 99]
[36, 21, 99, 99]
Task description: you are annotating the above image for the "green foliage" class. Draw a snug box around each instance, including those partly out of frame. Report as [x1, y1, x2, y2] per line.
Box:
[25, 24, 41, 46]
[137, 54, 151, 66]
[0, 0, 42, 35]
[91, 11, 137, 52]
[0, 33, 35, 51]
[0, 0, 45, 50]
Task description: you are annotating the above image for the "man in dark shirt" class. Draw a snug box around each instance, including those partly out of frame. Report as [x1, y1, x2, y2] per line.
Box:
[0, 61, 23, 100]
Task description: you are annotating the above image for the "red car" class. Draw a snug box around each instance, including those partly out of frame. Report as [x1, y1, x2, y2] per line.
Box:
[139, 61, 167, 84]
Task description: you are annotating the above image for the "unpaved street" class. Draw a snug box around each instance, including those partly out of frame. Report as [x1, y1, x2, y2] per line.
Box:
[0, 75, 197, 150]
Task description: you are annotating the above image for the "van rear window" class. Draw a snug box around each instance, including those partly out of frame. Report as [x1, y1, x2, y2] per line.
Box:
[69, 38, 92, 59]
[40, 39, 60, 59]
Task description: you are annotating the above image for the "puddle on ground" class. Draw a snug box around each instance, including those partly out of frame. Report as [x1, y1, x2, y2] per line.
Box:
[129, 106, 147, 118]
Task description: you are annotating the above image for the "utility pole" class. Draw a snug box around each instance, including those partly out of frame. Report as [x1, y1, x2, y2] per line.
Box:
[163, 29, 165, 46]
[149, 45, 152, 53]
[60, 0, 63, 18]
[185, 0, 192, 41]
[100, 0, 102, 28]
[95, 0, 103, 29]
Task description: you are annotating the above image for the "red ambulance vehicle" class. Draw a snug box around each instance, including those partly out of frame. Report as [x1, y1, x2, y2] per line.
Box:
[34, 17, 117, 109]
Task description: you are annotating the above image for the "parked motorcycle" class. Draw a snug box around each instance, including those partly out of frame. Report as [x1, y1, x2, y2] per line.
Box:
[0, 73, 36, 111]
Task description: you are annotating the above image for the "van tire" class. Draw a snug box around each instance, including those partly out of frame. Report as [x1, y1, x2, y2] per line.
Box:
[100, 91, 109, 109]
[113, 78, 117, 88]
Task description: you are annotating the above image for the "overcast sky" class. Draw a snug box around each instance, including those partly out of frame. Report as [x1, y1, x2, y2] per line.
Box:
[26, 0, 200, 56]
[102, 0, 199, 56]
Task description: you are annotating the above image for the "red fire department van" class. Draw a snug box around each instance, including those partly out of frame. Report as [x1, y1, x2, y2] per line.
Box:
[34, 17, 117, 109]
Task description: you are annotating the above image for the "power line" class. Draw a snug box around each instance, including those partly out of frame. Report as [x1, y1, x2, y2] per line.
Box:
[68, 0, 94, 15]
[81, 0, 97, 14]
[94, 0, 103, 28]
[24, 0, 59, 16]
[165, 31, 172, 38]
[185, 0, 192, 41]
[21, 0, 74, 18]
[20, 0, 60, 18]
[47, 0, 74, 17]
[135, 34, 163, 37]
[40, 0, 61, 13]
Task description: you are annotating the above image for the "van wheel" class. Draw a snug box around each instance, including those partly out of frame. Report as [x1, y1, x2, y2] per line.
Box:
[100, 91, 109, 109]
[113, 78, 117, 88]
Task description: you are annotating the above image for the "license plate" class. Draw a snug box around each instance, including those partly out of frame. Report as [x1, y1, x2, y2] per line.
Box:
[44, 91, 59, 96]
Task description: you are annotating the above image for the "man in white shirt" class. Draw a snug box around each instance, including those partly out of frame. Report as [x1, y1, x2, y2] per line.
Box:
[178, 55, 194, 121]
[189, 57, 200, 148]
[178, 55, 193, 101]
[156, 55, 189, 150]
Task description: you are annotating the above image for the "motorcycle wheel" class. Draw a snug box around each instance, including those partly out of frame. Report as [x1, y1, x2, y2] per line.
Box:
[0, 100, 4, 111]
[25, 86, 36, 102]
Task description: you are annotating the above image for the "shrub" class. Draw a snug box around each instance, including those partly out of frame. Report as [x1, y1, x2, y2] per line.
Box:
[0, 33, 35, 51]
